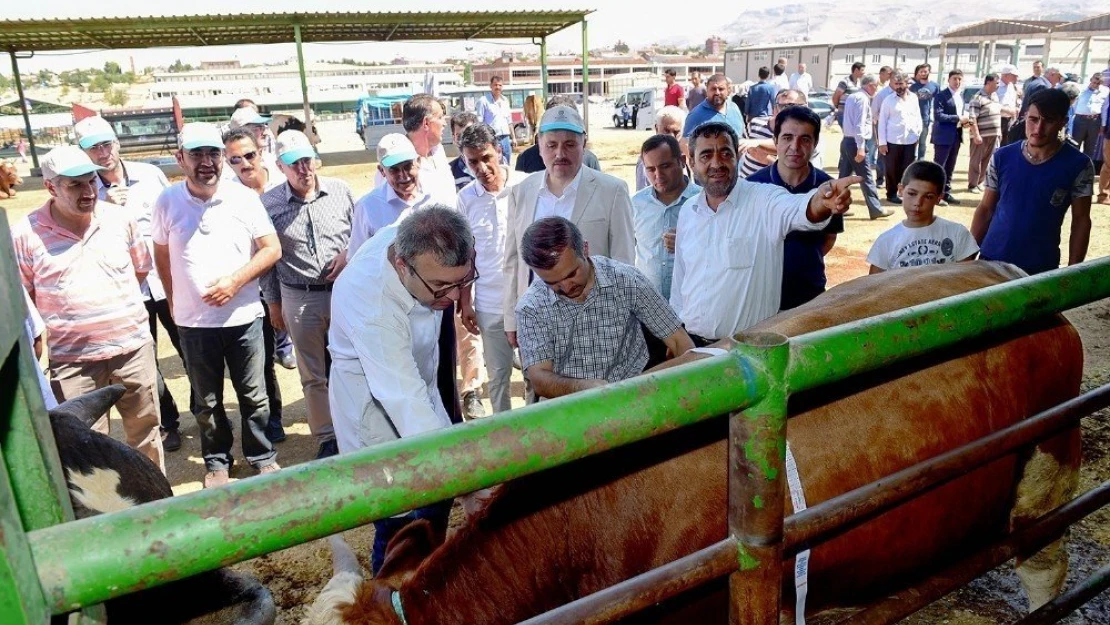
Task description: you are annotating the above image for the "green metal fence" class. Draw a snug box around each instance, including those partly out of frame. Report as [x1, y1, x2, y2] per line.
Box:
[3, 198, 1110, 624]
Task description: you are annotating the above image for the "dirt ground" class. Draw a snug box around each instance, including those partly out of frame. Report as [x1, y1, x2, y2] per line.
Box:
[5, 125, 1110, 624]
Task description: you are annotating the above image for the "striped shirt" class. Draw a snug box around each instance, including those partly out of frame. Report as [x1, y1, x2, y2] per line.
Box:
[967, 90, 1003, 138]
[259, 176, 355, 302]
[740, 116, 775, 178]
[13, 201, 152, 363]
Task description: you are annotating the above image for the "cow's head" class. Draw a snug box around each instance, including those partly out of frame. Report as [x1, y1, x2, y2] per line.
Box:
[0, 160, 23, 197]
[50, 384, 124, 428]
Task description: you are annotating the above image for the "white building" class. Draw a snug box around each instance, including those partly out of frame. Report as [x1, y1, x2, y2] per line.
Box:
[725, 38, 933, 91]
[472, 54, 724, 98]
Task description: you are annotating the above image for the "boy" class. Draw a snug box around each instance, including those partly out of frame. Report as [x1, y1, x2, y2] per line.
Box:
[868, 161, 978, 273]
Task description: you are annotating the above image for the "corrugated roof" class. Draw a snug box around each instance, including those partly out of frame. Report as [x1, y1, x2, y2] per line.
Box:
[942, 19, 1065, 39]
[1053, 12, 1110, 34]
[0, 11, 593, 52]
[726, 38, 930, 53]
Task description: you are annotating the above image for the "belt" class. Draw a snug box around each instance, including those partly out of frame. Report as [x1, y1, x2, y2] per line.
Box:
[280, 282, 333, 292]
[496, 134, 511, 138]
[688, 333, 716, 348]
[1076, 114, 1101, 119]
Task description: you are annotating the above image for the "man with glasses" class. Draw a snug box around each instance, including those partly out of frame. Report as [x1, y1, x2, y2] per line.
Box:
[328, 205, 476, 574]
[515, 217, 694, 400]
[349, 133, 431, 257]
[152, 123, 282, 488]
[260, 130, 354, 460]
[73, 116, 185, 453]
[224, 128, 284, 194]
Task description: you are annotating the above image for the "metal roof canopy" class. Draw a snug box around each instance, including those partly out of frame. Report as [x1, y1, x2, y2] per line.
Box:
[1052, 12, 1110, 37]
[2, 10, 593, 174]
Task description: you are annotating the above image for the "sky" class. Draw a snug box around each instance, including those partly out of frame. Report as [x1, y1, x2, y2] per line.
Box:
[4, 1, 717, 74]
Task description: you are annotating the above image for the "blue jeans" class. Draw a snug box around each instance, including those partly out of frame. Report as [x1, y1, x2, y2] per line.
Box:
[498, 134, 512, 165]
[371, 500, 452, 575]
[178, 318, 276, 471]
[917, 120, 932, 159]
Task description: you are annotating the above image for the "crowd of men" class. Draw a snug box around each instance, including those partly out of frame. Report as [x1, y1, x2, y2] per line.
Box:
[12, 60, 1106, 567]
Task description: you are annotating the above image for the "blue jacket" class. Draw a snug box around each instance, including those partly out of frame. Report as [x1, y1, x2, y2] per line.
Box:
[745, 81, 777, 119]
[931, 88, 963, 146]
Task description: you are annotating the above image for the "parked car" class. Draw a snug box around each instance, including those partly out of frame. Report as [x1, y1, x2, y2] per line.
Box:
[807, 92, 834, 120]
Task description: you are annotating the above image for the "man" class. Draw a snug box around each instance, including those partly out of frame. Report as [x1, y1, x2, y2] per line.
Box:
[226, 107, 281, 177]
[516, 96, 603, 174]
[877, 71, 923, 204]
[966, 74, 1003, 194]
[738, 88, 824, 179]
[789, 63, 813, 94]
[840, 74, 892, 221]
[449, 111, 479, 190]
[634, 105, 687, 191]
[1073, 74, 1107, 164]
[1102, 71, 1110, 204]
[224, 127, 284, 194]
[931, 69, 967, 205]
[328, 206, 475, 573]
[73, 115, 185, 452]
[909, 64, 939, 160]
[455, 124, 527, 414]
[1011, 63, 1058, 144]
[516, 217, 694, 399]
[870, 74, 894, 181]
[745, 67, 777, 122]
[687, 72, 707, 110]
[663, 69, 685, 109]
[833, 61, 866, 126]
[374, 94, 456, 206]
[260, 130, 354, 460]
[877, 66, 893, 90]
[632, 134, 700, 300]
[1024, 61, 1050, 95]
[474, 76, 515, 165]
[996, 65, 1021, 145]
[152, 123, 281, 488]
[504, 105, 635, 351]
[971, 88, 1095, 276]
[683, 73, 746, 140]
[232, 98, 276, 153]
[671, 121, 859, 343]
[13, 146, 164, 471]
[748, 106, 848, 311]
[350, 134, 431, 256]
[771, 63, 790, 94]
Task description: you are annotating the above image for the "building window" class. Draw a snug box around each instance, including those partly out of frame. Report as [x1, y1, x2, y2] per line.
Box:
[845, 54, 856, 63]
[901, 55, 907, 63]
[871, 54, 881, 63]
[969, 54, 978, 63]
[812, 54, 820, 63]
[782, 51, 794, 59]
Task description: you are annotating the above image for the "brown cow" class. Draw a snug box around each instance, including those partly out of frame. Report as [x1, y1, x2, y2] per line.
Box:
[522, 94, 544, 143]
[0, 160, 23, 198]
[304, 261, 1082, 625]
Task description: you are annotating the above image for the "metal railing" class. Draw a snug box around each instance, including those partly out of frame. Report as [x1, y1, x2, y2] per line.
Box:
[4, 220, 1110, 623]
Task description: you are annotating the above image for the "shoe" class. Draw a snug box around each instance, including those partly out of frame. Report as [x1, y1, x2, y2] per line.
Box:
[967, 186, 982, 194]
[943, 194, 961, 206]
[870, 209, 895, 220]
[257, 463, 281, 475]
[316, 439, 339, 459]
[276, 350, 296, 370]
[937, 198, 949, 206]
[843, 211, 856, 217]
[1098, 192, 1108, 205]
[204, 469, 230, 489]
[265, 420, 287, 443]
[886, 196, 902, 205]
[512, 352, 522, 370]
[162, 428, 182, 452]
[462, 391, 486, 420]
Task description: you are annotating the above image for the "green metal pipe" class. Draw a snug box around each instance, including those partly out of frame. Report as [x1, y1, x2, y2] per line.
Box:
[29, 352, 764, 613]
[581, 18, 589, 129]
[8, 52, 40, 172]
[293, 25, 314, 143]
[540, 36, 548, 98]
[788, 257, 1110, 393]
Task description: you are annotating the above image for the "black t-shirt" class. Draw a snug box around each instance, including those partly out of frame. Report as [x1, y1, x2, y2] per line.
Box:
[515, 145, 602, 174]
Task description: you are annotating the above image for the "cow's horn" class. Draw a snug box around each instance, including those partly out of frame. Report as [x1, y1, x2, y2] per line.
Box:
[50, 385, 126, 428]
[328, 535, 363, 577]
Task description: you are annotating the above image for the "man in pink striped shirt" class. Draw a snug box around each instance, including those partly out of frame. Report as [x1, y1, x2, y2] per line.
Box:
[12, 146, 164, 471]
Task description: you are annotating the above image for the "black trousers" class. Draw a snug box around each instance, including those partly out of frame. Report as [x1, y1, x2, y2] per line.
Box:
[932, 141, 962, 195]
[437, 303, 462, 424]
[145, 298, 188, 430]
[884, 143, 917, 198]
[261, 303, 283, 427]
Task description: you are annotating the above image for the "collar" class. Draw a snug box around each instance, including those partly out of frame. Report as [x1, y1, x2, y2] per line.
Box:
[650, 178, 699, 206]
[475, 165, 513, 198]
[282, 176, 327, 204]
[770, 163, 816, 192]
[385, 183, 426, 209]
[37, 200, 103, 240]
[391, 591, 409, 625]
[95, 161, 131, 190]
[541, 167, 583, 199]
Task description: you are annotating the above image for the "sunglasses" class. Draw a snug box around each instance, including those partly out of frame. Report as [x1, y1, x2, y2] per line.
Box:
[228, 151, 258, 165]
[409, 257, 479, 299]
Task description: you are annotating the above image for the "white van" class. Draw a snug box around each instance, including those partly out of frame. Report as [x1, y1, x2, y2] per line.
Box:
[611, 87, 662, 131]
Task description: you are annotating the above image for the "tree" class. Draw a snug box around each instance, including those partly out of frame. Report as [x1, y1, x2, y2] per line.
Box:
[60, 84, 70, 98]
[0, 74, 10, 91]
[104, 61, 122, 75]
[613, 40, 630, 54]
[90, 75, 112, 93]
[168, 59, 194, 73]
[37, 69, 54, 87]
[105, 87, 129, 107]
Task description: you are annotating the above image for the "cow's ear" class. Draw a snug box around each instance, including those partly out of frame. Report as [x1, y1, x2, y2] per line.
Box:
[375, 519, 443, 588]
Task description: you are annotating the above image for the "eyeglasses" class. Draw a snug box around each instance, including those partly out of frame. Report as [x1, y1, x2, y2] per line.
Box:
[409, 257, 479, 299]
[228, 151, 258, 165]
[88, 141, 115, 152]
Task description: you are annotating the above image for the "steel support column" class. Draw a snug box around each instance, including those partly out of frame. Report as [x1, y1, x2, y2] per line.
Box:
[938, 42, 947, 77]
[581, 18, 589, 130]
[1081, 36, 1093, 79]
[540, 36, 549, 98]
[8, 52, 38, 173]
[293, 25, 315, 144]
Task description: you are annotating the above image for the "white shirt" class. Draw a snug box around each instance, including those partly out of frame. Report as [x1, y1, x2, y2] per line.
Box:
[670, 179, 828, 339]
[373, 144, 457, 208]
[475, 93, 514, 136]
[151, 181, 275, 328]
[877, 92, 923, 146]
[349, 184, 431, 258]
[871, 86, 893, 121]
[535, 168, 583, 222]
[328, 225, 450, 452]
[94, 160, 170, 301]
[997, 81, 1019, 115]
[1075, 85, 1109, 116]
[867, 217, 979, 271]
[948, 86, 965, 118]
[220, 152, 282, 186]
[772, 74, 790, 94]
[789, 72, 813, 94]
[456, 167, 526, 314]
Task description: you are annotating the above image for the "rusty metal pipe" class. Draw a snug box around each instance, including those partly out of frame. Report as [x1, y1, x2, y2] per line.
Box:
[839, 481, 1110, 625]
[1011, 560, 1110, 625]
[783, 384, 1110, 557]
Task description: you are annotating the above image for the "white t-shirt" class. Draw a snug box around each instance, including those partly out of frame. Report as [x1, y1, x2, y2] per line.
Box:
[867, 217, 979, 271]
[456, 168, 527, 314]
[151, 181, 276, 328]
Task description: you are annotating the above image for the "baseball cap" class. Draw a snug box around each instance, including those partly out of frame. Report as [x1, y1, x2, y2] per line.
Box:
[178, 123, 224, 151]
[275, 130, 316, 165]
[229, 107, 271, 129]
[538, 105, 585, 134]
[377, 133, 419, 168]
[999, 64, 1019, 77]
[41, 145, 104, 180]
[73, 116, 117, 149]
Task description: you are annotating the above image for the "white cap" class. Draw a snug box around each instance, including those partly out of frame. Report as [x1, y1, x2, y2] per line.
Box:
[41, 145, 104, 180]
[538, 105, 585, 134]
[998, 64, 1019, 77]
[377, 133, 418, 168]
[178, 123, 224, 151]
[74, 116, 117, 149]
[275, 130, 316, 165]
[229, 107, 271, 129]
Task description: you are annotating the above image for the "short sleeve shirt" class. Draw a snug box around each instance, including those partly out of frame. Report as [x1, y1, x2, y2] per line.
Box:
[867, 217, 979, 270]
[664, 83, 685, 107]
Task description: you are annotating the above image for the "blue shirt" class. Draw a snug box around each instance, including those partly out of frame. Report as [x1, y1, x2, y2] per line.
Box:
[980, 142, 1095, 275]
[746, 164, 843, 310]
[909, 80, 939, 123]
[683, 99, 747, 140]
[631, 179, 701, 300]
[745, 81, 777, 119]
